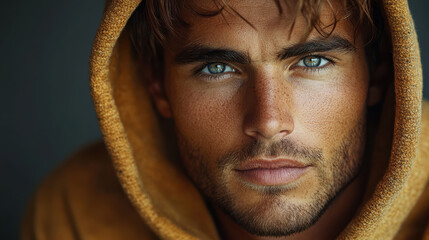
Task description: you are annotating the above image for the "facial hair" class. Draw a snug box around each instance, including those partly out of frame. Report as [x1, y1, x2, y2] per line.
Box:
[177, 118, 366, 236]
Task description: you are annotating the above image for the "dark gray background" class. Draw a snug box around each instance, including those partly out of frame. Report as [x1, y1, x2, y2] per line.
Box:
[1, 1, 428, 239]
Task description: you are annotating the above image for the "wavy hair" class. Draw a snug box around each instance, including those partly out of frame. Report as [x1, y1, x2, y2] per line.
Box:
[128, 0, 378, 63]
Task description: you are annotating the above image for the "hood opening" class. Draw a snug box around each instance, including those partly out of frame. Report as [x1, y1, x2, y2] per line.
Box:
[89, 0, 425, 239]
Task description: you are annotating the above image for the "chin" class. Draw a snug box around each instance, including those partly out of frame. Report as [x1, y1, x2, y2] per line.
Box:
[211, 167, 359, 237]
[216, 190, 328, 236]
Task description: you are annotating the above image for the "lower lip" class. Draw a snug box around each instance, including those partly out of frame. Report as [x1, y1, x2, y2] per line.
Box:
[234, 167, 310, 186]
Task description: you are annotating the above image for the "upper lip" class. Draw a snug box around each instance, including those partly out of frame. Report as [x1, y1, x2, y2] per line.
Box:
[234, 158, 308, 171]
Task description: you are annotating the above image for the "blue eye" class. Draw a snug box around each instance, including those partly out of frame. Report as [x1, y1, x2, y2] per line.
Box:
[202, 63, 235, 74]
[297, 56, 329, 68]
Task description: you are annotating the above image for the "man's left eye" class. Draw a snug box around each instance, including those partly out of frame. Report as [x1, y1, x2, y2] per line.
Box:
[201, 63, 235, 74]
[296, 56, 330, 68]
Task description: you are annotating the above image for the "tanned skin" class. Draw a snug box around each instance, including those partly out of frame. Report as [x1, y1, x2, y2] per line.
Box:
[148, 0, 381, 239]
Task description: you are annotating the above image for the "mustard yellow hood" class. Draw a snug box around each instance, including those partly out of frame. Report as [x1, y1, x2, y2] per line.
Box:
[89, 0, 428, 239]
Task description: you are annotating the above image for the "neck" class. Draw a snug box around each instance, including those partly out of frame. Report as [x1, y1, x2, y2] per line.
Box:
[212, 171, 367, 240]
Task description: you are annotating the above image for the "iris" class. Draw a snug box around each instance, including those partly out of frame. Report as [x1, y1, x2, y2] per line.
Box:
[303, 56, 322, 67]
[296, 56, 330, 69]
[201, 63, 235, 75]
[207, 63, 226, 74]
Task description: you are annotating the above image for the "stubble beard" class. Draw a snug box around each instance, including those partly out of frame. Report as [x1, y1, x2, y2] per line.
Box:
[177, 118, 366, 237]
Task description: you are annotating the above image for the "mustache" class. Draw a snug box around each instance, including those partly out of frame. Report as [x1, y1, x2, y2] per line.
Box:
[219, 139, 323, 167]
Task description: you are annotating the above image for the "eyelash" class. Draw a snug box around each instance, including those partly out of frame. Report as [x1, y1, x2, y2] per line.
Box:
[194, 63, 238, 82]
[293, 55, 335, 73]
[193, 55, 335, 81]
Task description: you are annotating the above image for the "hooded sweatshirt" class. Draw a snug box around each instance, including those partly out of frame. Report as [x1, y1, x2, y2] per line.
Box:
[22, 0, 429, 239]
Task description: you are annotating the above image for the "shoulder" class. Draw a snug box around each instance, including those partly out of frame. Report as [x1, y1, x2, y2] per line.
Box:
[413, 100, 429, 239]
[392, 100, 429, 239]
[21, 141, 158, 240]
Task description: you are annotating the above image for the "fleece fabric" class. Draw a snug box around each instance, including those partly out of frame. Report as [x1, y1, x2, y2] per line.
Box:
[22, 0, 429, 239]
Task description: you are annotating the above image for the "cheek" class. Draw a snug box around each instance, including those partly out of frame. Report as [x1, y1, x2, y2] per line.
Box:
[167, 82, 242, 160]
[293, 69, 369, 150]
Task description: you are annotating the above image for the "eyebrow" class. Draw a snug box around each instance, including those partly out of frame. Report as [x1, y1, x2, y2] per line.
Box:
[174, 36, 356, 65]
[175, 44, 250, 65]
[277, 36, 356, 60]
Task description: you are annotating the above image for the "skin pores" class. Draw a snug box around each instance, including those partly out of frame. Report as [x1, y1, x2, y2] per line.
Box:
[150, 0, 371, 238]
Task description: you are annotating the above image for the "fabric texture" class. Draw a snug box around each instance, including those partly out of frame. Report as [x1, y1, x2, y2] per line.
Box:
[22, 0, 429, 239]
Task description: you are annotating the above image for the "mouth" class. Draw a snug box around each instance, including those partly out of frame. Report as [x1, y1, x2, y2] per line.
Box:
[233, 159, 311, 186]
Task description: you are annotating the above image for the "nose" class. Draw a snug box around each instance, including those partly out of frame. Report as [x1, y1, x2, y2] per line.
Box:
[243, 69, 294, 140]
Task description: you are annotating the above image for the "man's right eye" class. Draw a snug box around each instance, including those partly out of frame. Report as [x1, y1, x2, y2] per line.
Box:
[201, 63, 236, 74]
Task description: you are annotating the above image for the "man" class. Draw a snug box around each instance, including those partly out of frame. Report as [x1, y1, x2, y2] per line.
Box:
[22, 0, 429, 239]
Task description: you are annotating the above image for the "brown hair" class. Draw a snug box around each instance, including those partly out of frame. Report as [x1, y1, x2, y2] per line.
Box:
[127, 0, 378, 63]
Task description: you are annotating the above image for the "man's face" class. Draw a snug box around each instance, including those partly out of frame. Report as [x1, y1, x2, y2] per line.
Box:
[153, 0, 370, 236]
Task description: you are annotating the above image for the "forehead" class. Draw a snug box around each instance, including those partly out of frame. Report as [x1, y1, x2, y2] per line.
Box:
[167, 0, 357, 54]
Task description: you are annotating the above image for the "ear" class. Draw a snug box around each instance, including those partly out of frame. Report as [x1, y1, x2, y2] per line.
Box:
[143, 62, 173, 118]
[149, 81, 173, 118]
[367, 55, 392, 107]
[367, 77, 383, 107]
[367, 86, 381, 106]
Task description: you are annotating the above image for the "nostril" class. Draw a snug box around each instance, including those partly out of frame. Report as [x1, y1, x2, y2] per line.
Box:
[243, 115, 294, 140]
[244, 129, 261, 138]
[244, 126, 291, 140]
[279, 129, 289, 135]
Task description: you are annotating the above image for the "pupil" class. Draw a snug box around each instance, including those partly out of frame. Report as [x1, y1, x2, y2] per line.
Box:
[208, 63, 225, 74]
[304, 56, 321, 67]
